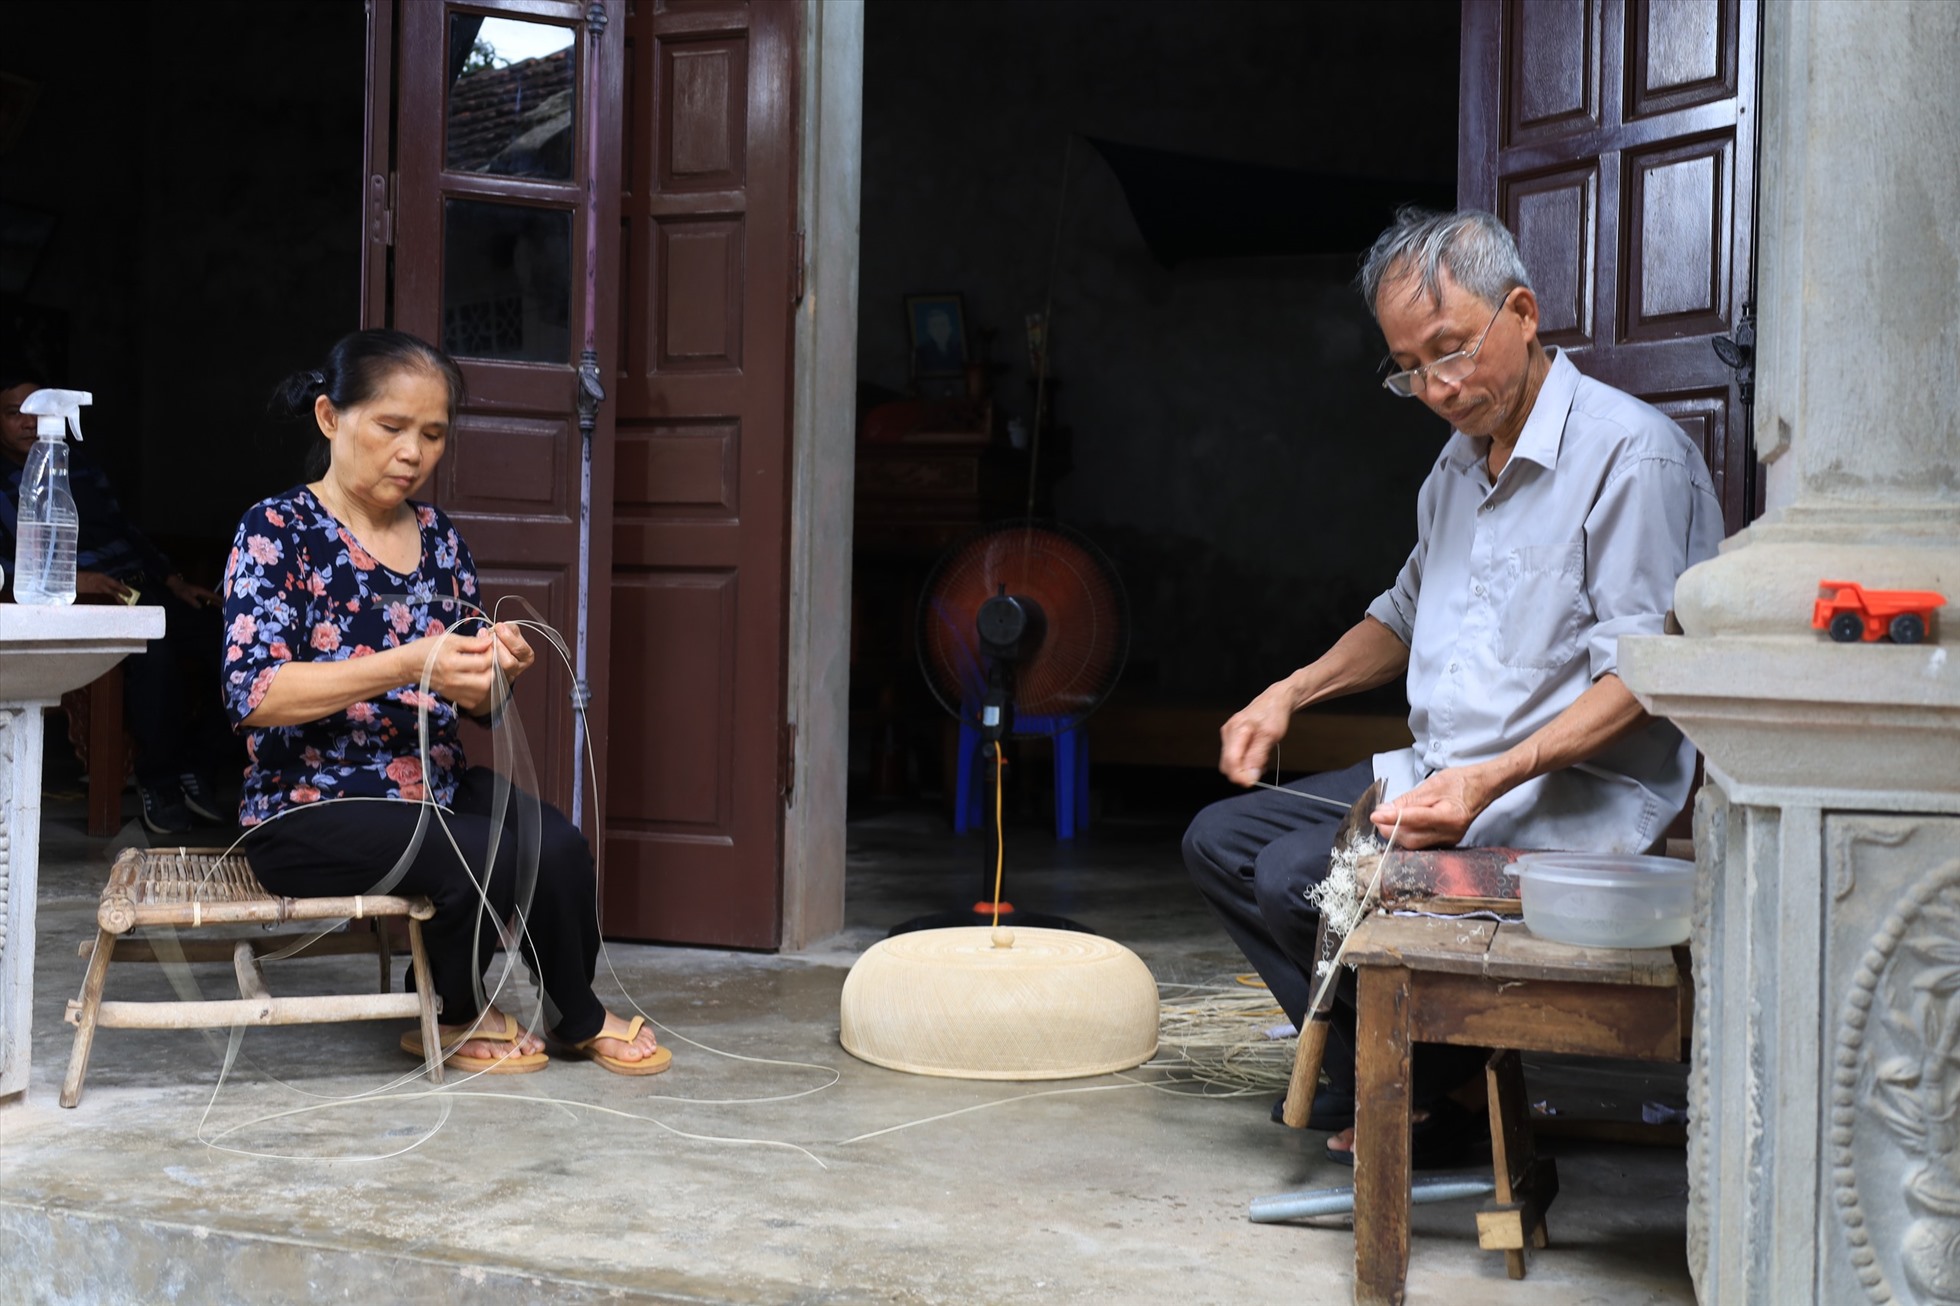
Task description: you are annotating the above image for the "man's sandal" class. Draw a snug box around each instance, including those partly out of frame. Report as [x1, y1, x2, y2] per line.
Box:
[569, 1015, 672, 1076]
[399, 1009, 549, 1074]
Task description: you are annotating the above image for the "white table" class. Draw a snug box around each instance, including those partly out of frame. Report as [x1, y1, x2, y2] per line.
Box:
[0, 604, 164, 1102]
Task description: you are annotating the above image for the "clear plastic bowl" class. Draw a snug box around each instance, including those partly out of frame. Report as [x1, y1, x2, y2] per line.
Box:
[1503, 853, 1694, 949]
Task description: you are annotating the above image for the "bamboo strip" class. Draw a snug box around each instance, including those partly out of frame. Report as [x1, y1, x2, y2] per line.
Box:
[74, 932, 380, 963]
[93, 994, 423, 1029]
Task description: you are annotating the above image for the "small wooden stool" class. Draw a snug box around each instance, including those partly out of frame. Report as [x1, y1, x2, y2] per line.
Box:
[61, 846, 444, 1107]
[1344, 915, 1686, 1305]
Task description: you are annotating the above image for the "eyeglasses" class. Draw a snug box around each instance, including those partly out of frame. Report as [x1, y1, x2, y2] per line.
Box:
[1381, 291, 1513, 398]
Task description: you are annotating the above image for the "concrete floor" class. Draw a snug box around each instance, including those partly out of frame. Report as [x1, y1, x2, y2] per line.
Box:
[2, 778, 1694, 1304]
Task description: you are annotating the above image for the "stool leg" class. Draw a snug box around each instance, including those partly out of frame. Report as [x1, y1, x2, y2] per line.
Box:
[374, 919, 394, 994]
[406, 919, 444, 1086]
[1481, 1047, 1554, 1280]
[1353, 965, 1415, 1305]
[61, 931, 119, 1108]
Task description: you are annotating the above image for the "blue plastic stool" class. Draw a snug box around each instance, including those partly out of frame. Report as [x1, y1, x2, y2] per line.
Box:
[954, 714, 1090, 840]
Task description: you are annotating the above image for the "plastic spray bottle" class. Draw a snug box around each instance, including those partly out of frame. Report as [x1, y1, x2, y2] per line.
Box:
[13, 388, 91, 605]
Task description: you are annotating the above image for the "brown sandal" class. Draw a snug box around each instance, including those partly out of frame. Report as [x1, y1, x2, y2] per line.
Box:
[570, 1014, 672, 1076]
[399, 1009, 549, 1074]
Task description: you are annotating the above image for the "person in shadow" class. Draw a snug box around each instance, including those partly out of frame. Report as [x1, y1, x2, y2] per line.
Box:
[0, 363, 231, 834]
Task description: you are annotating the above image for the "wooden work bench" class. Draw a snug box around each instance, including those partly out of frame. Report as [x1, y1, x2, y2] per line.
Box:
[1343, 914, 1687, 1306]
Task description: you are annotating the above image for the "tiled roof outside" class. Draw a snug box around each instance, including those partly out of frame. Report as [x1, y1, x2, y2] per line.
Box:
[446, 48, 575, 178]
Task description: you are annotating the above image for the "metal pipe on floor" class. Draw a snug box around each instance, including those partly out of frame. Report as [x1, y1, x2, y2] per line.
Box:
[1248, 1173, 1496, 1223]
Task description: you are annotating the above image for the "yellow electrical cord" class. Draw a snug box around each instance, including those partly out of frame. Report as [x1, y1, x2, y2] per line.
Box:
[990, 743, 1007, 926]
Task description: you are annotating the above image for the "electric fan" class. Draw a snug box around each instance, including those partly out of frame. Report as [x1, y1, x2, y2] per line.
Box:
[894, 520, 1129, 933]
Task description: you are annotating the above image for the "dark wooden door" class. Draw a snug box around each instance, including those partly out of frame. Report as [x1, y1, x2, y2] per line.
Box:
[1460, 0, 1761, 532]
[602, 0, 800, 947]
[374, 0, 624, 820]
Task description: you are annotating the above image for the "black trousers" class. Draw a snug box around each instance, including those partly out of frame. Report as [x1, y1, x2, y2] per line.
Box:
[247, 767, 607, 1044]
[1182, 760, 1485, 1107]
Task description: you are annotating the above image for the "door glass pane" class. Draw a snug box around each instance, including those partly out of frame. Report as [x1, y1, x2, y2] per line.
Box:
[442, 200, 574, 363]
[446, 15, 577, 179]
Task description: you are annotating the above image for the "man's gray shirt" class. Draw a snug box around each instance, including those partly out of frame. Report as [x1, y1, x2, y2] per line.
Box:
[1364, 349, 1725, 852]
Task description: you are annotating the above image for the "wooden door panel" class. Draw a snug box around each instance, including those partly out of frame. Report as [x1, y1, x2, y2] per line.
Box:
[656, 217, 747, 366]
[1504, 164, 1599, 347]
[661, 38, 749, 189]
[1645, 388, 1746, 517]
[606, 0, 796, 948]
[615, 420, 741, 513]
[1466, 0, 1760, 532]
[1626, 0, 1740, 120]
[445, 414, 572, 510]
[608, 569, 738, 827]
[1506, 0, 1603, 145]
[1621, 134, 1732, 340]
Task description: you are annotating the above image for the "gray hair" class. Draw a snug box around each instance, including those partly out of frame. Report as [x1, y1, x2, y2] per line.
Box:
[1358, 207, 1533, 320]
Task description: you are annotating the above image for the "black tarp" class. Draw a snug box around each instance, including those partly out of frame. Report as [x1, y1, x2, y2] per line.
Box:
[1087, 137, 1454, 268]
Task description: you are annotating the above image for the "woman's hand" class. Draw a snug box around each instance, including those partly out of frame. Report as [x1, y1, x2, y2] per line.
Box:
[490, 622, 535, 684]
[75, 570, 135, 604]
[401, 631, 501, 713]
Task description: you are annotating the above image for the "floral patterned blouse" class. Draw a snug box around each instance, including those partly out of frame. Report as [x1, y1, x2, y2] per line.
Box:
[222, 487, 481, 826]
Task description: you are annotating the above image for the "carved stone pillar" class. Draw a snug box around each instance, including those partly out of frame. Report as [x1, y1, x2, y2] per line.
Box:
[1618, 3, 1960, 1303]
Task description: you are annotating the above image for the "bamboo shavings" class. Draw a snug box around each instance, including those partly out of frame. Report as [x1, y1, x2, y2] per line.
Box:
[1304, 835, 1386, 936]
[1150, 979, 1297, 1093]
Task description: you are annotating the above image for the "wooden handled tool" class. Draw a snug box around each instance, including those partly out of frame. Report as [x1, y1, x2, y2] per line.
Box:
[1281, 778, 1383, 1129]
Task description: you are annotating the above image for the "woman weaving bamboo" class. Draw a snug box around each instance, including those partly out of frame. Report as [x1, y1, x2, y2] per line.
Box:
[222, 329, 666, 1076]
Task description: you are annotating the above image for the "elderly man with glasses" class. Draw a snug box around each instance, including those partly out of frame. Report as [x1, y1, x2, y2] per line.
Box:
[1183, 207, 1724, 1167]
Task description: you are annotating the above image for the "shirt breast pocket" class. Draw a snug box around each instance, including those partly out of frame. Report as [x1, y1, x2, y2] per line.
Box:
[1496, 543, 1587, 670]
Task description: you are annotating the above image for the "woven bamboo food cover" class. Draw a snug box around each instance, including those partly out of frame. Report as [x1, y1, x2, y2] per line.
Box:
[839, 927, 1160, 1080]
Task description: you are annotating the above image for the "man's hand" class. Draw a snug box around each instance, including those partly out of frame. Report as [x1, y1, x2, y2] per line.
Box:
[165, 574, 220, 609]
[1370, 763, 1499, 849]
[75, 570, 135, 604]
[1218, 682, 1300, 787]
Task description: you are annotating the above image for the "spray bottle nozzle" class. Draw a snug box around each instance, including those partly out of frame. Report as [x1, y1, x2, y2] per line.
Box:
[19, 388, 91, 441]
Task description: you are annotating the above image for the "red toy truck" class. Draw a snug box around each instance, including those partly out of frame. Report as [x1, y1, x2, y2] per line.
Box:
[1812, 580, 1948, 644]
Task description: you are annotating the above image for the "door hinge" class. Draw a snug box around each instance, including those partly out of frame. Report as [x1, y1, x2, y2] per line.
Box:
[368, 171, 395, 248]
[780, 720, 798, 805]
[791, 230, 806, 306]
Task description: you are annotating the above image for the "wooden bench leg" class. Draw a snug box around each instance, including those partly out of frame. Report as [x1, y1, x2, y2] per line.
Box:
[1353, 964, 1414, 1306]
[1477, 1048, 1559, 1280]
[406, 918, 444, 1086]
[374, 919, 394, 994]
[61, 930, 119, 1108]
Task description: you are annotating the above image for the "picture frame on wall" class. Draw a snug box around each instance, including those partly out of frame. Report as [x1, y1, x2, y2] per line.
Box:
[905, 293, 967, 379]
